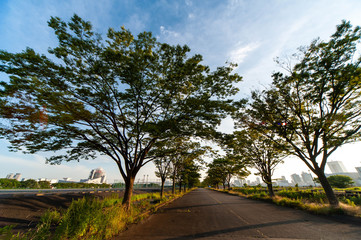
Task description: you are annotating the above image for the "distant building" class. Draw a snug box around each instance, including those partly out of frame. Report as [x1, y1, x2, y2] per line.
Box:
[6, 173, 21, 181]
[13, 173, 21, 181]
[80, 167, 107, 184]
[275, 176, 290, 187]
[301, 172, 315, 186]
[327, 161, 347, 173]
[291, 173, 304, 186]
[355, 167, 361, 176]
[58, 177, 76, 183]
[6, 173, 14, 179]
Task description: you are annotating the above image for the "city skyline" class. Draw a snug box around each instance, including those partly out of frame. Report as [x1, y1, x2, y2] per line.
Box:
[1, 0, 361, 184]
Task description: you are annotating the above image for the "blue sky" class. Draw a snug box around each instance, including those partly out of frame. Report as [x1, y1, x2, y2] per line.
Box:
[1, 0, 361, 183]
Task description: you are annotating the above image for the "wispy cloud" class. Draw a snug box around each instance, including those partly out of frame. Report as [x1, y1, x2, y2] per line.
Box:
[228, 42, 261, 65]
[159, 26, 180, 39]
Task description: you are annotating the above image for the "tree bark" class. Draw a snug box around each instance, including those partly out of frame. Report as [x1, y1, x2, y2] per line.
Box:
[160, 178, 165, 198]
[172, 174, 176, 194]
[316, 170, 339, 206]
[122, 175, 135, 209]
[267, 182, 275, 197]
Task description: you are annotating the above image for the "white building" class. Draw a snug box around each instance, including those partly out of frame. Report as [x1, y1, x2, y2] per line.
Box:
[291, 173, 304, 186]
[80, 167, 107, 184]
[6, 173, 21, 181]
[301, 172, 315, 186]
[327, 161, 347, 173]
[275, 176, 290, 187]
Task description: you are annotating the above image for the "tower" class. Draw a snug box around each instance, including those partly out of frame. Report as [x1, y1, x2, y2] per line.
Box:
[327, 161, 347, 173]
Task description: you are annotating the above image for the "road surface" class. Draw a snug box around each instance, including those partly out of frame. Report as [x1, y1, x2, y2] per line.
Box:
[116, 188, 361, 240]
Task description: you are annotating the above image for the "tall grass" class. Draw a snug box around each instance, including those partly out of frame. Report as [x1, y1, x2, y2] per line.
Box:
[1, 190, 189, 240]
[215, 187, 361, 218]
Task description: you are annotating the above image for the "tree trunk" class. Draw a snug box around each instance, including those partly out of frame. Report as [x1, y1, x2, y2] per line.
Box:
[179, 181, 182, 192]
[316, 170, 339, 206]
[122, 175, 135, 209]
[267, 183, 275, 197]
[160, 178, 165, 198]
[172, 174, 176, 194]
[183, 183, 186, 192]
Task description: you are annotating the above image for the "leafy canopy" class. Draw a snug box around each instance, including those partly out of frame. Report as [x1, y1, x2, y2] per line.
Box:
[0, 15, 241, 182]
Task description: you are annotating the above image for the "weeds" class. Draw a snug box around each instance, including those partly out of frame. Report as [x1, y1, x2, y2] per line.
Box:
[2, 190, 191, 240]
[214, 187, 361, 218]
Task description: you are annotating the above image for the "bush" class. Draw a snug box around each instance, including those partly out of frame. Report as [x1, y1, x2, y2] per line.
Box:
[0, 179, 20, 189]
[327, 175, 354, 188]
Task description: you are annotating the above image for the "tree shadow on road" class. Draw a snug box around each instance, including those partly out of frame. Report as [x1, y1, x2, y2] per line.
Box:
[164, 219, 309, 240]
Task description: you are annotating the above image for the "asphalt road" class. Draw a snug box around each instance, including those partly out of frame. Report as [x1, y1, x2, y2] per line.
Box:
[116, 188, 361, 240]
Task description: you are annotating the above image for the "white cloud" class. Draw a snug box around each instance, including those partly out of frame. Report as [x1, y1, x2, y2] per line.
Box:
[160, 26, 180, 38]
[228, 42, 261, 65]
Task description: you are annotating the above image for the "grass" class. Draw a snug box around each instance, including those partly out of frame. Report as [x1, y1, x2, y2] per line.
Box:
[0, 190, 191, 240]
[214, 187, 361, 218]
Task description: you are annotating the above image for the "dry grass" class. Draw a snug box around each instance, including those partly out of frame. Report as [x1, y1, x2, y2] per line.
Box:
[213, 188, 361, 218]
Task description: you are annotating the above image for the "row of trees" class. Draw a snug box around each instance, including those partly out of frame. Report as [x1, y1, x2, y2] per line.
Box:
[0, 15, 240, 209]
[153, 137, 204, 197]
[206, 21, 361, 206]
[1, 14, 360, 208]
[0, 178, 51, 189]
[0, 178, 113, 189]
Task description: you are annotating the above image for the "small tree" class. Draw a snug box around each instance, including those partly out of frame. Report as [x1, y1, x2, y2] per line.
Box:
[20, 179, 39, 189]
[154, 157, 172, 198]
[0, 15, 241, 208]
[179, 160, 201, 191]
[243, 21, 361, 206]
[207, 155, 247, 189]
[227, 130, 285, 197]
[327, 175, 354, 188]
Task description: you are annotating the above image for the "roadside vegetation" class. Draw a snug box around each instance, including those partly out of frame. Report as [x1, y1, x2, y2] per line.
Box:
[214, 186, 361, 217]
[0, 190, 193, 240]
[0, 179, 111, 189]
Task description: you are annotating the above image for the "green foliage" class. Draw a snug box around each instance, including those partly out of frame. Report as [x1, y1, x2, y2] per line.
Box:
[327, 175, 354, 188]
[206, 154, 249, 189]
[238, 20, 361, 206]
[4, 191, 186, 240]
[20, 179, 39, 189]
[53, 182, 111, 189]
[277, 189, 327, 203]
[0, 179, 20, 189]
[0, 14, 239, 207]
[179, 160, 201, 189]
[38, 181, 52, 189]
[0, 178, 54, 189]
[111, 182, 125, 188]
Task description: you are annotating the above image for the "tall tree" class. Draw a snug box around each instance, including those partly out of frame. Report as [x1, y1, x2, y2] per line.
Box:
[0, 15, 241, 208]
[242, 21, 361, 206]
